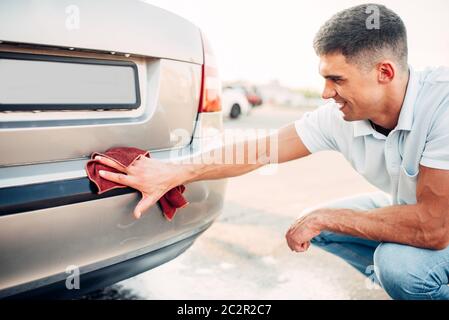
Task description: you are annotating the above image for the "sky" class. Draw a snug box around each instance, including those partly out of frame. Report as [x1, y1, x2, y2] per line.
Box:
[143, 0, 449, 90]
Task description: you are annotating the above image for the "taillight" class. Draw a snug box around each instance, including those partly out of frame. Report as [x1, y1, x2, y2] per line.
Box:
[198, 31, 222, 112]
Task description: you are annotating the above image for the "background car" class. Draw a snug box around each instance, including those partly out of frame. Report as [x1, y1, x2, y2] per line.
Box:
[221, 87, 251, 119]
[225, 84, 263, 107]
[246, 88, 263, 107]
[0, 0, 227, 299]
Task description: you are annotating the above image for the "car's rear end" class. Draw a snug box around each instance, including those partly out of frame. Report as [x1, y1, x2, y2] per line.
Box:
[0, 0, 226, 299]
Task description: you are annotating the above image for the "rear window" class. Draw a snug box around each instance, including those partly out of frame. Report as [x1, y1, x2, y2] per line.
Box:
[0, 52, 140, 111]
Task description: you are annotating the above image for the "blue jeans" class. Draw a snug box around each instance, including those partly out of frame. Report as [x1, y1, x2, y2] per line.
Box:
[308, 192, 449, 300]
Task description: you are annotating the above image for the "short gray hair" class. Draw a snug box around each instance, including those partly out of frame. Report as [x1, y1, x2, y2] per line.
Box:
[313, 3, 408, 71]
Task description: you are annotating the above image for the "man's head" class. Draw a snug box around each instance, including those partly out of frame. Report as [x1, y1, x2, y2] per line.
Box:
[313, 3, 409, 124]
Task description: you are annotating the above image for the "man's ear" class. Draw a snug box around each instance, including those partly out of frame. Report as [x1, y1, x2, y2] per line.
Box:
[377, 62, 395, 84]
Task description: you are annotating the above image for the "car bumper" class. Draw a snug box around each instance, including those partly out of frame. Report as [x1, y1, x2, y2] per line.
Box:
[3, 223, 210, 299]
[0, 112, 227, 299]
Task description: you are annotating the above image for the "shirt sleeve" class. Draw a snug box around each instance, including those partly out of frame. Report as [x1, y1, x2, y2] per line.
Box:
[294, 103, 339, 153]
[420, 102, 449, 170]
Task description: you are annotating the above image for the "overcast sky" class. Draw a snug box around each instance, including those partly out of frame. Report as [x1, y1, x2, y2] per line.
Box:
[144, 0, 449, 90]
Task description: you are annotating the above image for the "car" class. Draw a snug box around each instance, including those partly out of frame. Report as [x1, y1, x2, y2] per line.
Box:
[0, 0, 227, 299]
[242, 86, 263, 107]
[246, 87, 263, 107]
[221, 87, 251, 119]
[225, 85, 263, 107]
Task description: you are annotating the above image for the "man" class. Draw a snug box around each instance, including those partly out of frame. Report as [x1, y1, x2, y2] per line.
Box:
[95, 4, 449, 300]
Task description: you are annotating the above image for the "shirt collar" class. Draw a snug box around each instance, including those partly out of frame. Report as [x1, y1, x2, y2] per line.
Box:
[353, 119, 376, 137]
[353, 65, 420, 137]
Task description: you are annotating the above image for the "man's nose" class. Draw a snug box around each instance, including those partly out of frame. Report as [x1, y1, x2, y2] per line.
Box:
[321, 82, 336, 100]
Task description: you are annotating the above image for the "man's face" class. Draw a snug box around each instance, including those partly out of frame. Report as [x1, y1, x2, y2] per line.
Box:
[319, 53, 384, 121]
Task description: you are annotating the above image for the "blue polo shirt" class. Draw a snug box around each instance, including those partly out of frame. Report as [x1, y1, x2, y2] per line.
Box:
[295, 66, 449, 205]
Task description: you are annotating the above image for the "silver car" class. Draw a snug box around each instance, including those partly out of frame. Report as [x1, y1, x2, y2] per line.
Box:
[0, 0, 226, 298]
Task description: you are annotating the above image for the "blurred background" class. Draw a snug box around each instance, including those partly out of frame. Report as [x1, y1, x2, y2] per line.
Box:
[85, 0, 449, 300]
[146, 0, 449, 110]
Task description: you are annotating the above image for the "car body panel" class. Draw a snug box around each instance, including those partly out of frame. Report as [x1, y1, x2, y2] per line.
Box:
[0, 0, 226, 298]
[0, 112, 227, 298]
[4, 229, 202, 299]
[0, 46, 202, 167]
[0, 0, 203, 64]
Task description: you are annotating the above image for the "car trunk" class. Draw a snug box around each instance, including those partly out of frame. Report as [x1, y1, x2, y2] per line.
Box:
[0, 0, 204, 166]
[0, 46, 201, 166]
[0, 0, 227, 298]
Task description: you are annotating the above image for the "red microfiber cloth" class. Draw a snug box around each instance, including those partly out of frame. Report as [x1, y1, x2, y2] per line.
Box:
[85, 146, 188, 221]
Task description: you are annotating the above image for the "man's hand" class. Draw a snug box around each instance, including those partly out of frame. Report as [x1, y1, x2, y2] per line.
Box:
[285, 165, 449, 251]
[94, 155, 186, 219]
[285, 211, 323, 252]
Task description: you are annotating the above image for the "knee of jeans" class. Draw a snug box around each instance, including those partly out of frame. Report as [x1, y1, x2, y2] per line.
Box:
[374, 243, 439, 300]
[310, 230, 337, 246]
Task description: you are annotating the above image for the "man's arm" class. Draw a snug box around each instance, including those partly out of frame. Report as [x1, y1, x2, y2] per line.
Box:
[96, 123, 310, 218]
[286, 165, 449, 251]
[182, 123, 311, 183]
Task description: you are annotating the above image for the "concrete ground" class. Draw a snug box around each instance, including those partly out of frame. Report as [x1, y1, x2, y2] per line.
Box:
[90, 105, 390, 300]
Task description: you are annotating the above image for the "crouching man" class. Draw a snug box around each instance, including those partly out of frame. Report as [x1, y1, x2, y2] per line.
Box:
[96, 3, 449, 299]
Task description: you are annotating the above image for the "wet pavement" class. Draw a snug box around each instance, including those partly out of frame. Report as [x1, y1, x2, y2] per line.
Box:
[84, 105, 389, 300]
